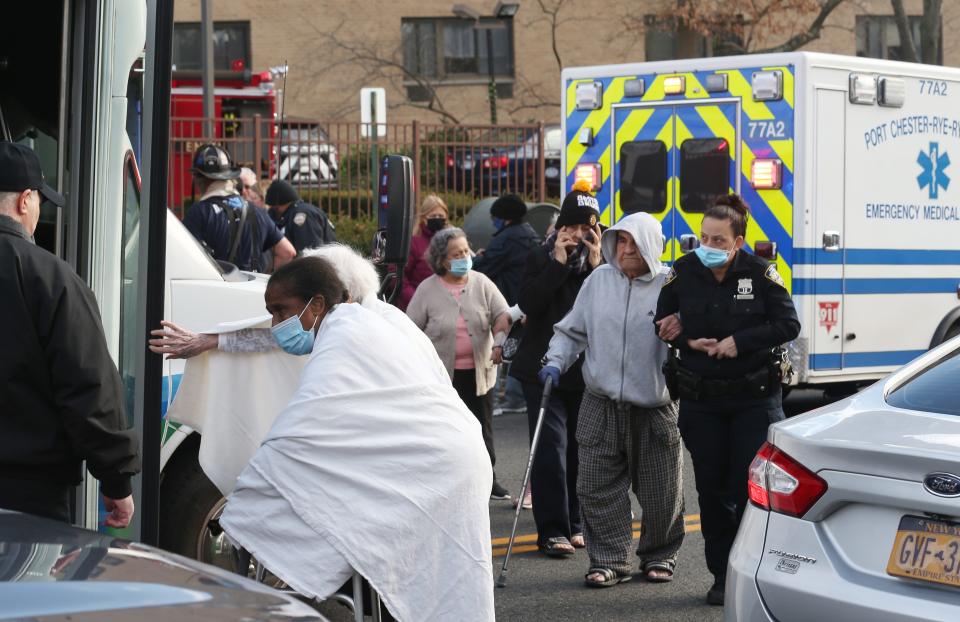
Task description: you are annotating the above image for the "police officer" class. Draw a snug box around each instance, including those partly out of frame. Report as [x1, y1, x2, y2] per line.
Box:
[265, 179, 337, 253]
[654, 194, 800, 606]
[183, 144, 295, 272]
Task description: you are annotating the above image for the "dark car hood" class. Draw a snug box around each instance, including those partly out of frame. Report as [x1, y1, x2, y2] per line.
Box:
[0, 511, 324, 621]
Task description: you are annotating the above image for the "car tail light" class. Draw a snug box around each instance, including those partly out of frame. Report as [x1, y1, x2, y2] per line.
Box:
[751, 159, 782, 189]
[445, 154, 455, 168]
[754, 241, 778, 260]
[574, 163, 601, 191]
[748, 442, 827, 517]
[483, 155, 509, 169]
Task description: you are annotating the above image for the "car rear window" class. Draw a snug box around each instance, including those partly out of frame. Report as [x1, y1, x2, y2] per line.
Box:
[886, 349, 960, 415]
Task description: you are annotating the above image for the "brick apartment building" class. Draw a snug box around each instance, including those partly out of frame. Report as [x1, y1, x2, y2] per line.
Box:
[172, 0, 960, 126]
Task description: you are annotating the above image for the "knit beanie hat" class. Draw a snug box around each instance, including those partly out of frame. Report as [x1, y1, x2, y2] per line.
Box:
[490, 194, 527, 221]
[556, 179, 600, 228]
[265, 180, 300, 206]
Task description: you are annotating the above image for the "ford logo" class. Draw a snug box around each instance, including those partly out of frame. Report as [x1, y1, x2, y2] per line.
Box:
[923, 473, 960, 497]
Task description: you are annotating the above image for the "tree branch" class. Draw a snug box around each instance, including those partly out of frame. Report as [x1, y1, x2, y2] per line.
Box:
[891, 0, 920, 62]
[753, 0, 847, 53]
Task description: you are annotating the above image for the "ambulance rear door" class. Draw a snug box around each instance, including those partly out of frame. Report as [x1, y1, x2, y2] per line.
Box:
[612, 99, 739, 263]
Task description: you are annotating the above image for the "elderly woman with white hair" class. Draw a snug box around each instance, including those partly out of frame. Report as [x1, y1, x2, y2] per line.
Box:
[406, 227, 513, 500]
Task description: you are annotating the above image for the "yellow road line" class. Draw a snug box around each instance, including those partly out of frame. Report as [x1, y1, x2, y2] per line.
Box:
[492, 521, 702, 558]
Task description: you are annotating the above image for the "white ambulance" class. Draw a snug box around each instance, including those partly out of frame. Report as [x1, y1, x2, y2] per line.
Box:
[561, 52, 960, 390]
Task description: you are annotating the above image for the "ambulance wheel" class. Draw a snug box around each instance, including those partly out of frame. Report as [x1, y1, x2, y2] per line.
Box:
[159, 438, 232, 572]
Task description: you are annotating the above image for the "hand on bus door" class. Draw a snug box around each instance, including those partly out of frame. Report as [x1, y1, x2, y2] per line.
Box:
[149, 320, 218, 359]
[102, 494, 135, 529]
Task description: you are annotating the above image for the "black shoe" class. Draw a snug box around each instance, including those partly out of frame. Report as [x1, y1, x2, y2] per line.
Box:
[706, 576, 725, 606]
[490, 482, 511, 500]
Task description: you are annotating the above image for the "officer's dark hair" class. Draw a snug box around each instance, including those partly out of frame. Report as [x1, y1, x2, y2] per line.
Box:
[704, 194, 750, 238]
[267, 256, 349, 309]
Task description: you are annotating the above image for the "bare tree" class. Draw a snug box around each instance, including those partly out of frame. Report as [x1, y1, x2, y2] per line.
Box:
[294, 18, 462, 124]
[507, 0, 573, 117]
[638, 0, 849, 55]
[891, 0, 942, 64]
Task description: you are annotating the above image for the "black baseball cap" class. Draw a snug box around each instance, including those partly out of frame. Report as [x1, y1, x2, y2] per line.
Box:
[0, 142, 65, 206]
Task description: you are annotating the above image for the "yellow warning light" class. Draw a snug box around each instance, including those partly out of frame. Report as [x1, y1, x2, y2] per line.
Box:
[574, 163, 602, 191]
[663, 76, 686, 95]
[751, 159, 783, 190]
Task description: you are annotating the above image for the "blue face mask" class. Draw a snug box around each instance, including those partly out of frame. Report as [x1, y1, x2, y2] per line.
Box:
[449, 256, 473, 276]
[695, 244, 731, 269]
[492, 217, 506, 232]
[271, 298, 318, 355]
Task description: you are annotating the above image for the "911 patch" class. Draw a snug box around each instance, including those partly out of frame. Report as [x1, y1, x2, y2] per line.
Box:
[765, 264, 785, 288]
[663, 268, 677, 287]
[293, 212, 307, 226]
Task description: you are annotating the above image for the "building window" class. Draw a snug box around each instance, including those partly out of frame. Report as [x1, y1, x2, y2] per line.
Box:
[173, 21, 251, 71]
[401, 17, 515, 97]
[644, 16, 710, 61]
[856, 15, 941, 63]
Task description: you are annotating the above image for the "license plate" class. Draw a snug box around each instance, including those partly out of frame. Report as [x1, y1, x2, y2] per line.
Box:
[887, 515, 960, 588]
[545, 166, 559, 178]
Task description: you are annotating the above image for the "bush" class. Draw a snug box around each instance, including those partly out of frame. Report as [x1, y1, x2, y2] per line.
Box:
[331, 215, 380, 255]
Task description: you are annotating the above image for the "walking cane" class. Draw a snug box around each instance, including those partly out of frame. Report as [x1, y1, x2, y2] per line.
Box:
[496, 375, 554, 588]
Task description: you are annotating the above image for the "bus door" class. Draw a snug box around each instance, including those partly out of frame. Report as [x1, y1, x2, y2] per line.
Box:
[612, 100, 740, 263]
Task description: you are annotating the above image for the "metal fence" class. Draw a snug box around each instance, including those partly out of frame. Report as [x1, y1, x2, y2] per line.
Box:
[168, 117, 560, 222]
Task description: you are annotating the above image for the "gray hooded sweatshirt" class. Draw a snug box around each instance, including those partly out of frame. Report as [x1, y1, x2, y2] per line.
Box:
[544, 213, 670, 408]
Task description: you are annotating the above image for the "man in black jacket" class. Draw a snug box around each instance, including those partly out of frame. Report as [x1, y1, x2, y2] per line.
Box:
[473, 194, 540, 306]
[0, 142, 141, 526]
[508, 182, 602, 556]
[265, 180, 337, 253]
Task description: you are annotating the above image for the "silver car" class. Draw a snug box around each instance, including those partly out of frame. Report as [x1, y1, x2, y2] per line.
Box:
[727, 337, 960, 621]
[0, 510, 327, 621]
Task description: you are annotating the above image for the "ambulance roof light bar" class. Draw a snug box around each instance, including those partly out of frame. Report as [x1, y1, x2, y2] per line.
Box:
[664, 76, 686, 95]
[574, 163, 602, 191]
[705, 74, 728, 93]
[849, 73, 877, 105]
[751, 70, 783, 101]
[575, 81, 603, 110]
[751, 159, 782, 190]
[878, 76, 905, 108]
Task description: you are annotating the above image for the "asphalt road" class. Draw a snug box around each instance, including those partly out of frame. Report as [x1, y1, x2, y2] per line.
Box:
[317, 389, 838, 621]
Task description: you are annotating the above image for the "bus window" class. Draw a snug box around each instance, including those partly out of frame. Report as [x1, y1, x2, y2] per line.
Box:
[679, 138, 730, 213]
[119, 154, 141, 429]
[620, 140, 668, 214]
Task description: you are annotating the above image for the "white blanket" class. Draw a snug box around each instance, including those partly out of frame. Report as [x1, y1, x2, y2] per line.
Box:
[219, 303, 494, 622]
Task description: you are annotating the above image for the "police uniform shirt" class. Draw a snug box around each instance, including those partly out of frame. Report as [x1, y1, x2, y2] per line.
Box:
[183, 194, 284, 271]
[654, 250, 800, 379]
[269, 200, 336, 254]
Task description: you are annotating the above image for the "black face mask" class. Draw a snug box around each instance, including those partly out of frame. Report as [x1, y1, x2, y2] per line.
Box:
[425, 217, 446, 232]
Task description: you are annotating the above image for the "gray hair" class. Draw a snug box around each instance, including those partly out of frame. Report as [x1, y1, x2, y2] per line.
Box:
[426, 227, 467, 276]
[0, 191, 19, 213]
[302, 243, 380, 302]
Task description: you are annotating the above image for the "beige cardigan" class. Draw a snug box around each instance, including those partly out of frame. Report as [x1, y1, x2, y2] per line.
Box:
[407, 271, 509, 395]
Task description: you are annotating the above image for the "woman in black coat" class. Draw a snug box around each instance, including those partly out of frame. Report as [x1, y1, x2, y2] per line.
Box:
[510, 182, 602, 556]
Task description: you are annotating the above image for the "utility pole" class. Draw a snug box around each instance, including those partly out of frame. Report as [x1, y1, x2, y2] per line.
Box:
[200, 0, 215, 137]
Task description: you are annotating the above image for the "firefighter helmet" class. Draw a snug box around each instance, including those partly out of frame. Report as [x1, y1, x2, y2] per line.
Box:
[190, 143, 240, 180]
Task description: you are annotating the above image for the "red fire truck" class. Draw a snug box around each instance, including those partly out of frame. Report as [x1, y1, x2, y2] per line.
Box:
[168, 68, 278, 208]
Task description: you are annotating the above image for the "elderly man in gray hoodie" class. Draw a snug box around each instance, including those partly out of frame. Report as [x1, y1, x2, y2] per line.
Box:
[540, 212, 684, 588]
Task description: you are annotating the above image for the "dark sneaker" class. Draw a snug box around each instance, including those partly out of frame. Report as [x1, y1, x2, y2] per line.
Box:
[706, 576, 725, 606]
[490, 482, 511, 500]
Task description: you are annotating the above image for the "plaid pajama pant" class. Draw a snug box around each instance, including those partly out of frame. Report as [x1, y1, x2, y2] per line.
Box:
[576, 390, 685, 575]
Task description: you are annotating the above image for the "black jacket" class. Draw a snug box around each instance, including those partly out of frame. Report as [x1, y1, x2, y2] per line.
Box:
[654, 250, 801, 379]
[270, 200, 337, 253]
[0, 216, 140, 498]
[472, 222, 540, 306]
[509, 245, 593, 388]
